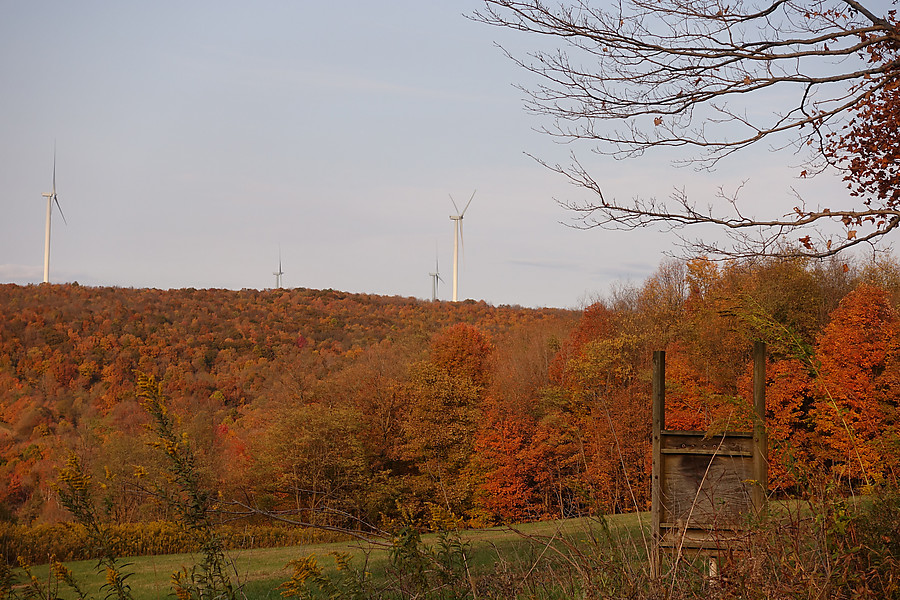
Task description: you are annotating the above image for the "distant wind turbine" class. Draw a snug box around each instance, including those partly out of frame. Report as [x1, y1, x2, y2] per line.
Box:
[40, 148, 67, 284]
[428, 252, 443, 302]
[273, 247, 284, 289]
[449, 191, 475, 302]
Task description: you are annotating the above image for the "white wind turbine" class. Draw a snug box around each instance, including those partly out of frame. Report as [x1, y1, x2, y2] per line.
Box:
[273, 246, 284, 289]
[40, 149, 67, 284]
[449, 191, 475, 302]
[428, 252, 443, 302]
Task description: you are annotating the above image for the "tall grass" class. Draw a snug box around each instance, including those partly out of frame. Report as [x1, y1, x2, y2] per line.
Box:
[5, 491, 899, 599]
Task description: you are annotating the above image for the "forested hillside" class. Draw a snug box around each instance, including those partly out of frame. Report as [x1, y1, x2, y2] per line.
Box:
[1, 255, 899, 540]
[0, 285, 576, 527]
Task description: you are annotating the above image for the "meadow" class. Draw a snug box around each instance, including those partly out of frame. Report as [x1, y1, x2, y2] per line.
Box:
[15, 492, 900, 599]
[18, 514, 649, 600]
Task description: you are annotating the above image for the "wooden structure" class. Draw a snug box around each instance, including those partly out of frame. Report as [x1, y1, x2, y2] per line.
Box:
[650, 343, 767, 577]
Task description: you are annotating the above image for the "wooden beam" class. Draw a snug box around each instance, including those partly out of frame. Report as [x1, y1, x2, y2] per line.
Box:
[651, 350, 665, 579]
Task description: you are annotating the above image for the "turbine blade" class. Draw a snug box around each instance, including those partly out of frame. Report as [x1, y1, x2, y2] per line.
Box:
[461, 190, 475, 217]
[54, 195, 68, 226]
[52, 143, 57, 194]
[448, 193, 460, 215]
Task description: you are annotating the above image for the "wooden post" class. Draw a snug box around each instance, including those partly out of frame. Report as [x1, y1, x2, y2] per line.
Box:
[651, 350, 665, 579]
[752, 342, 767, 515]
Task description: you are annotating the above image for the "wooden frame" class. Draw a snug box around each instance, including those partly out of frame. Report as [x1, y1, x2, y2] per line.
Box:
[650, 343, 767, 577]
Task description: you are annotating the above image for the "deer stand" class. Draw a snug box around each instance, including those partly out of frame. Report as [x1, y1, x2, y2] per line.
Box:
[650, 342, 768, 583]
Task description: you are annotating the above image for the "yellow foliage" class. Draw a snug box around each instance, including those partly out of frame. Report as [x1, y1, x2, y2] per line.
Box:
[1, 520, 335, 564]
[279, 555, 321, 598]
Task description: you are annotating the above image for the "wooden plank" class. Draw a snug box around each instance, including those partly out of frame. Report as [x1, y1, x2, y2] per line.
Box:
[660, 448, 752, 457]
[660, 453, 754, 526]
[662, 431, 754, 455]
[660, 523, 747, 531]
[660, 537, 747, 550]
[662, 430, 753, 437]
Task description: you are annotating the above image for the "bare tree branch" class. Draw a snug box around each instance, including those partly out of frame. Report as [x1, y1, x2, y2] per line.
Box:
[474, 0, 900, 258]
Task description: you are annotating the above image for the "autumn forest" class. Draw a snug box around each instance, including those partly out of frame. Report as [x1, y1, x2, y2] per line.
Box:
[1, 255, 900, 557]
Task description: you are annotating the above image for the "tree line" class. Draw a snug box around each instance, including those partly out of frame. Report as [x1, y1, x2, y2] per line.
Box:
[1, 255, 898, 541]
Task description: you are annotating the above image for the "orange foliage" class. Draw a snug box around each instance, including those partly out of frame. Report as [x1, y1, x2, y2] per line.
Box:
[811, 284, 900, 483]
[664, 345, 746, 431]
[738, 358, 815, 490]
[473, 408, 538, 521]
[685, 257, 719, 300]
[429, 323, 493, 387]
[4, 259, 900, 528]
[0, 283, 574, 524]
[548, 302, 616, 386]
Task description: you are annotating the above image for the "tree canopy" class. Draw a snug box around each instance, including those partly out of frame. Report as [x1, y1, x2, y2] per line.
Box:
[3, 258, 900, 537]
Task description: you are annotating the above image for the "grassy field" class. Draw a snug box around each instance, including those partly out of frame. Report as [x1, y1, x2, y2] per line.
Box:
[16, 495, 900, 600]
[21, 512, 649, 600]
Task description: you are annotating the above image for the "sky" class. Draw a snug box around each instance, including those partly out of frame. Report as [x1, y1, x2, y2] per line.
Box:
[0, 1, 856, 308]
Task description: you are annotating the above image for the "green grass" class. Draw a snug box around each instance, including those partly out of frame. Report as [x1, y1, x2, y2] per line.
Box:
[20, 512, 650, 600]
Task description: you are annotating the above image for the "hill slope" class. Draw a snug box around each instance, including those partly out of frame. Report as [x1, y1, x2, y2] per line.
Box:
[0, 284, 577, 524]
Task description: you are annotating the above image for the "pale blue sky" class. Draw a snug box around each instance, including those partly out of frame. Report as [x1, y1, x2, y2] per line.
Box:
[0, 1, 852, 307]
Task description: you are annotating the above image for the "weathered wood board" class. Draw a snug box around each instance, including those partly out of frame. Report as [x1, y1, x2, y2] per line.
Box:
[659, 431, 755, 549]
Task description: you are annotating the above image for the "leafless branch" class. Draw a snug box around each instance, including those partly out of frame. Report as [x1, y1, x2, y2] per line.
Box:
[475, 0, 900, 258]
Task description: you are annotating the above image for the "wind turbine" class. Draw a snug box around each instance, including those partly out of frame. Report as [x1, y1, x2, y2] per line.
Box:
[449, 191, 475, 302]
[273, 246, 284, 289]
[428, 252, 443, 302]
[40, 148, 67, 284]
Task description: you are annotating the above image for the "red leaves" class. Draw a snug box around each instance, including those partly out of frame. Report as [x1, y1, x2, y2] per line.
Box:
[753, 359, 815, 490]
[826, 42, 900, 210]
[474, 410, 539, 520]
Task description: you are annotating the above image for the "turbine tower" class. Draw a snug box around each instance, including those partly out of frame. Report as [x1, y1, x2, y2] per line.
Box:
[40, 149, 66, 284]
[428, 253, 443, 302]
[273, 247, 284, 289]
[449, 191, 475, 302]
